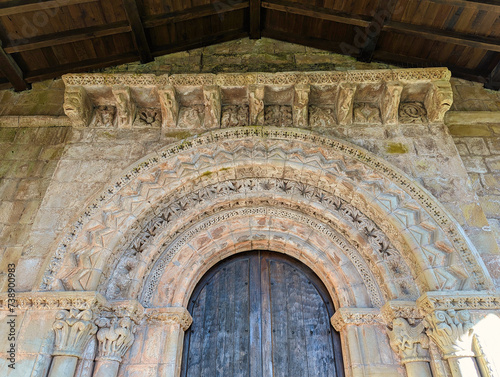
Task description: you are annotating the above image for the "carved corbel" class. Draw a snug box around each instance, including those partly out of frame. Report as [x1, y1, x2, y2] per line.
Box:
[158, 85, 179, 128]
[203, 85, 221, 129]
[337, 83, 356, 125]
[146, 307, 193, 331]
[293, 84, 310, 128]
[112, 86, 136, 128]
[63, 86, 93, 128]
[381, 82, 402, 125]
[424, 80, 453, 123]
[52, 308, 98, 357]
[249, 85, 265, 126]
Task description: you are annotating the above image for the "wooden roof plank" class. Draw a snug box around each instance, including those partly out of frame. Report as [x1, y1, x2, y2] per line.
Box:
[143, 1, 249, 28]
[0, 41, 28, 91]
[384, 20, 500, 52]
[261, 0, 371, 27]
[3, 21, 131, 53]
[122, 0, 153, 63]
[0, 0, 99, 16]
[428, 0, 500, 12]
[250, 0, 261, 38]
[486, 60, 500, 90]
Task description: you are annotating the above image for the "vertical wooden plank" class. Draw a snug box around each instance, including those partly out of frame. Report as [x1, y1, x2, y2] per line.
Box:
[249, 0, 261, 39]
[260, 254, 273, 377]
[200, 272, 220, 375]
[249, 252, 263, 377]
[233, 258, 251, 377]
[183, 283, 207, 377]
[122, 0, 153, 63]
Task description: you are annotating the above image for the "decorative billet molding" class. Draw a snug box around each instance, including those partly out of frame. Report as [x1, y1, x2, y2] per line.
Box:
[145, 307, 193, 331]
[0, 291, 107, 311]
[330, 308, 382, 331]
[417, 291, 500, 314]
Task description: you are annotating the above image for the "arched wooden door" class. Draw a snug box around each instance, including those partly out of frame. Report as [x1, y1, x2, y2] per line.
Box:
[181, 251, 344, 377]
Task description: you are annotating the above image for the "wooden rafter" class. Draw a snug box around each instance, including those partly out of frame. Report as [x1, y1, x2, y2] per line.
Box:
[250, 0, 261, 39]
[144, 1, 249, 28]
[3, 21, 131, 53]
[485, 60, 500, 90]
[0, 0, 98, 16]
[428, 0, 500, 11]
[122, 0, 152, 64]
[0, 40, 27, 91]
[358, 0, 398, 62]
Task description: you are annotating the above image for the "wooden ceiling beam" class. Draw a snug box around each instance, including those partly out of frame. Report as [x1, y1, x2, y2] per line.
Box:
[143, 1, 249, 29]
[485, 61, 500, 90]
[0, 40, 28, 91]
[122, 0, 152, 64]
[24, 52, 139, 82]
[358, 0, 398, 62]
[3, 21, 131, 53]
[384, 21, 500, 52]
[250, 0, 261, 39]
[427, 0, 500, 12]
[261, 0, 371, 27]
[0, 0, 98, 16]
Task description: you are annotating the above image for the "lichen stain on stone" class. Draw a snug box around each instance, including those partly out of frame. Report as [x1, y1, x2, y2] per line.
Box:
[163, 131, 193, 140]
[386, 142, 409, 154]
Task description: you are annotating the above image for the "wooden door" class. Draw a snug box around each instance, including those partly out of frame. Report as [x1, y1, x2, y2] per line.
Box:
[180, 251, 344, 377]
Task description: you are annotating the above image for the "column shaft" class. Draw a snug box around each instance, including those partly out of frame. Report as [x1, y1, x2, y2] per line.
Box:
[48, 355, 79, 377]
[404, 361, 432, 377]
[447, 356, 480, 377]
[92, 359, 120, 377]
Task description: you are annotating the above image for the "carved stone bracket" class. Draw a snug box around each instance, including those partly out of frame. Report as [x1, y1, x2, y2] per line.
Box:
[249, 84, 265, 125]
[425, 80, 453, 123]
[145, 307, 193, 331]
[330, 308, 382, 331]
[52, 308, 98, 358]
[337, 83, 356, 125]
[112, 86, 136, 129]
[203, 85, 221, 129]
[388, 318, 430, 364]
[381, 82, 403, 125]
[158, 85, 179, 128]
[293, 84, 310, 128]
[63, 86, 93, 128]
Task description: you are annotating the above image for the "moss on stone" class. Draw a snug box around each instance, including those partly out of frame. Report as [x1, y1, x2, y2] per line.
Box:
[385, 142, 409, 154]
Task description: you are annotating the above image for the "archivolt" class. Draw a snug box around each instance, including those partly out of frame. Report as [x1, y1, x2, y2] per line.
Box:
[39, 127, 493, 295]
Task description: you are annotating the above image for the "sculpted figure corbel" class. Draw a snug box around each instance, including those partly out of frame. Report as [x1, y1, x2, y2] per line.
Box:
[49, 309, 98, 377]
[425, 309, 480, 377]
[112, 86, 136, 128]
[64, 86, 93, 128]
[92, 317, 136, 377]
[158, 85, 179, 128]
[203, 85, 221, 129]
[337, 83, 356, 125]
[381, 82, 402, 125]
[425, 80, 453, 122]
[293, 84, 310, 128]
[388, 318, 432, 377]
[249, 85, 265, 125]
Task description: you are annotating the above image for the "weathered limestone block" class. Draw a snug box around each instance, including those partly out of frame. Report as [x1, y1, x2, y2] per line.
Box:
[63, 86, 92, 128]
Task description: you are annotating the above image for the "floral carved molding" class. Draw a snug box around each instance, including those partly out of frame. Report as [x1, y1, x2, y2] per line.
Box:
[62, 68, 452, 129]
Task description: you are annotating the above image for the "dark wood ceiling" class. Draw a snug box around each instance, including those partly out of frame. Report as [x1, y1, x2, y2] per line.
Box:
[1, 0, 500, 92]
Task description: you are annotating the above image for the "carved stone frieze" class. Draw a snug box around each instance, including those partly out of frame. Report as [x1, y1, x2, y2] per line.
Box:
[308, 106, 336, 128]
[95, 317, 135, 362]
[221, 105, 249, 128]
[92, 105, 116, 128]
[425, 309, 475, 358]
[177, 105, 204, 129]
[52, 309, 98, 358]
[399, 102, 427, 123]
[146, 307, 193, 331]
[63, 86, 93, 128]
[133, 108, 161, 128]
[353, 102, 381, 123]
[381, 301, 422, 325]
[330, 308, 382, 331]
[0, 291, 107, 311]
[388, 318, 430, 363]
[417, 291, 500, 314]
[264, 105, 292, 127]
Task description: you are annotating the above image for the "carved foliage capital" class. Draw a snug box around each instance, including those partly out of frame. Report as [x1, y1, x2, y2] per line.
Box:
[52, 309, 98, 358]
[388, 318, 430, 363]
[425, 309, 474, 358]
[95, 317, 136, 362]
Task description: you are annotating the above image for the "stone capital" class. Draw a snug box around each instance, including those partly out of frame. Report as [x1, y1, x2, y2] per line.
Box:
[330, 308, 381, 331]
[388, 318, 430, 364]
[381, 300, 421, 325]
[95, 316, 136, 362]
[424, 309, 475, 359]
[145, 307, 193, 331]
[52, 308, 98, 358]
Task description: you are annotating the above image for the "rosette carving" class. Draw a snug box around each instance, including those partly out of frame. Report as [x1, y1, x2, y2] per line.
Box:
[388, 318, 430, 363]
[52, 309, 97, 357]
[425, 309, 474, 358]
[95, 317, 136, 362]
